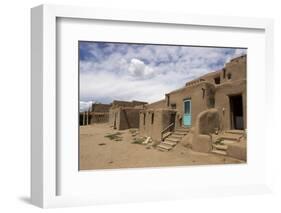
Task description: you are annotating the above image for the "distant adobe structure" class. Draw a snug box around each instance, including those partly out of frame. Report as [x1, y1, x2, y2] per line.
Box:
[80, 100, 147, 128]
[90, 103, 111, 123]
[80, 103, 111, 125]
[109, 100, 147, 130]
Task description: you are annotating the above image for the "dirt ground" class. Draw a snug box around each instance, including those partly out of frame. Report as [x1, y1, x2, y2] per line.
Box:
[79, 123, 243, 170]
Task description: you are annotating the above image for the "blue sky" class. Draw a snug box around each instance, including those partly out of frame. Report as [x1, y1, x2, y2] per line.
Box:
[79, 41, 246, 111]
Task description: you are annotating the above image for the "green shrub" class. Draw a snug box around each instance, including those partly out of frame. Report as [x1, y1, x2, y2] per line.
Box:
[105, 132, 123, 141]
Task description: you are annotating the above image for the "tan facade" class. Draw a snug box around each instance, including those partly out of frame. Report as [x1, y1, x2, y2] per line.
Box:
[167, 81, 216, 128]
[80, 103, 111, 125]
[109, 100, 147, 130]
[90, 103, 111, 123]
[80, 100, 147, 129]
[139, 109, 177, 141]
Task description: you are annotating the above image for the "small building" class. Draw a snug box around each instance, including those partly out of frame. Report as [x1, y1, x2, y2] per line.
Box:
[109, 100, 147, 130]
[90, 103, 111, 123]
[139, 55, 247, 145]
[79, 103, 111, 125]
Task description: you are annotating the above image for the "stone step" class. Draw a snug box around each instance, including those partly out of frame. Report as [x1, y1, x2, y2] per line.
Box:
[222, 140, 236, 145]
[173, 132, 187, 136]
[175, 128, 190, 133]
[211, 149, 227, 155]
[157, 146, 169, 152]
[213, 144, 228, 151]
[157, 143, 173, 151]
[220, 133, 243, 141]
[162, 132, 172, 138]
[165, 138, 180, 143]
[225, 130, 245, 135]
[169, 135, 182, 139]
[162, 141, 177, 147]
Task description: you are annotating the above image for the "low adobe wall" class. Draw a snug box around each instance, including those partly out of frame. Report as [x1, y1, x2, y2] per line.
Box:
[139, 109, 177, 142]
[90, 113, 109, 123]
[118, 108, 141, 130]
[227, 141, 247, 161]
[109, 107, 143, 130]
[192, 108, 219, 153]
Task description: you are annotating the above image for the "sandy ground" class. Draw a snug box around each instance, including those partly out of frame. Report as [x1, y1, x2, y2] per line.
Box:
[79, 123, 243, 170]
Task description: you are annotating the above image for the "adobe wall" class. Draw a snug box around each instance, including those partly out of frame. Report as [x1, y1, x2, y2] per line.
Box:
[189, 70, 221, 86]
[108, 108, 118, 128]
[214, 79, 247, 130]
[139, 109, 176, 141]
[88, 103, 111, 124]
[118, 108, 141, 130]
[90, 112, 109, 123]
[109, 107, 143, 130]
[109, 100, 147, 130]
[192, 108, 220, 153]
[182, 54, 247, 131]
[111, 100, 147, 108]
[167, 81, 216, 127]
[187, 55, 246, 86]
[214, 55, 247, 131]
[91, 103, 111, 112]
[146, 99, 166, 109]
[222, 55, 246, 83]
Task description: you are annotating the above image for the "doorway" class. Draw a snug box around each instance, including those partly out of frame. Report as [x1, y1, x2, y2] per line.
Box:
[170, 112, 176, 125]
[183, 99, 191, 127]
[229, 94, 244, 130]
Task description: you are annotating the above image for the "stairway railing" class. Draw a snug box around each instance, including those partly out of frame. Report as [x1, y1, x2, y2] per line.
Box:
[161, 122, 175, 141]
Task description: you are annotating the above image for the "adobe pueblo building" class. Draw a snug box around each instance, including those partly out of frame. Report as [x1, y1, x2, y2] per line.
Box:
[80, 103, 111, 125]
[109, 100, 147, 130]
[139, 55, 247, 160]
[80, 100, 147, 130]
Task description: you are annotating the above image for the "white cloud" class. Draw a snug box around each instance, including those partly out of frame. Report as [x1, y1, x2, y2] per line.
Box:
[80, 101, 93, 112]
[234, 49, 247, 57]
[225, 49, 247, 63]
[80, 70, 172, 104]
[128, 58, 155, 79]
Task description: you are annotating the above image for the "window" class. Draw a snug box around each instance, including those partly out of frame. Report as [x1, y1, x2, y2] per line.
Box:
[214, 77, 220, 84]
[184, 100, 191, 114]
[227, 73, 232, 80]
[151, 113, 154, 124]
[223, 68, 226, 78]
[171, 103, 176, 109]
[166, 94, 170, 107]
[202, 88, 205, 98]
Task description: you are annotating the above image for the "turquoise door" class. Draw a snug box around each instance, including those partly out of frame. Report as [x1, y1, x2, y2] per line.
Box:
[183, 99, 191, 127]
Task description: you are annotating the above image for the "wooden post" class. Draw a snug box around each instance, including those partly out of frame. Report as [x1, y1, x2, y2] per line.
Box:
[86, 111, 89, 125]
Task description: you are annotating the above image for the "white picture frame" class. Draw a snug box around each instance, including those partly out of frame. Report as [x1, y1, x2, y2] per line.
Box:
[31, 4, 274, 208]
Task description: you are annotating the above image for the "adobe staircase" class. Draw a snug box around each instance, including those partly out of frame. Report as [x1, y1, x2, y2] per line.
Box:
[157, 127, 190, 151]
[211, 130, 245, 155]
